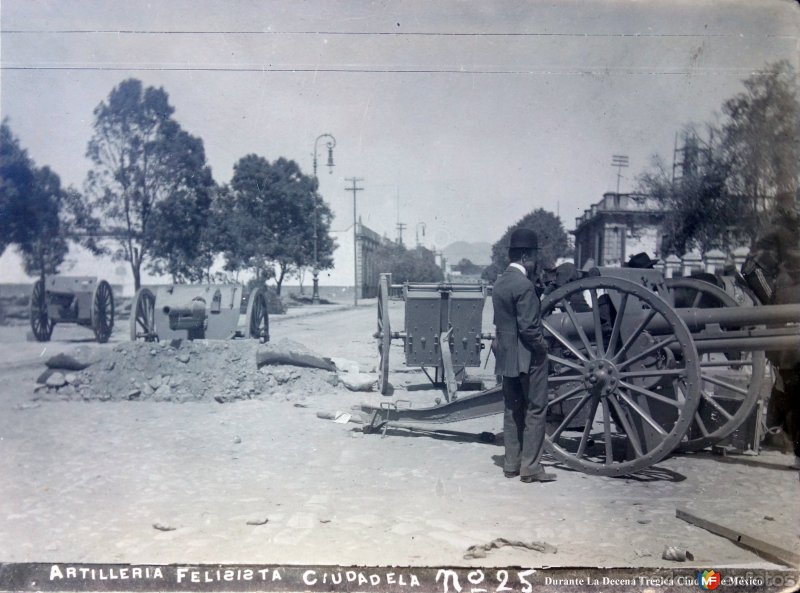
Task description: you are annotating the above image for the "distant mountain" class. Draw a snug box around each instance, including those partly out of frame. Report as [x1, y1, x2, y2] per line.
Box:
[442, 241, 492, 266]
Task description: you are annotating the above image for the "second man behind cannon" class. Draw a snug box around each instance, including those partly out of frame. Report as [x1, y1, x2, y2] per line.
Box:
[492, 228, 556, 483]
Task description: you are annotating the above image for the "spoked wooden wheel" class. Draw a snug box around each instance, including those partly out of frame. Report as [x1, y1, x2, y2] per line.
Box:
[245, 287, 270, 341]
[130, 287, 157, 342]
[376, 274, 392, 395]
[541, 277, 701, 476]
[666, 278, 767, 452]
[29, 279, 54, 342]
[91, 280, 115, 343]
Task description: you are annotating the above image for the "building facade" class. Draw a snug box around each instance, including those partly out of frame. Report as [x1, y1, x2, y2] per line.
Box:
[572, 192, 665, 268]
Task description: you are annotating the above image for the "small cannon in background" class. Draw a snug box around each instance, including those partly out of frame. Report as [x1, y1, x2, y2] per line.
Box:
[130, 284, 268, 342]
[29, 276, 115, 343]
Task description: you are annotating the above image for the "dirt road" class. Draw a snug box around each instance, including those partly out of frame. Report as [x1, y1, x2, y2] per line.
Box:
[0, 301, 798, 568]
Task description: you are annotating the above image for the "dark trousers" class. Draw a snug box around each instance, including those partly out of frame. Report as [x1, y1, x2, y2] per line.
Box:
[768, 365, 800, 457]
[502, 361, 548, 477]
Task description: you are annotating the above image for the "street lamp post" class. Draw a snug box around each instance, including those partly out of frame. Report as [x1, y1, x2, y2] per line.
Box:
[312, 133, 336, 305]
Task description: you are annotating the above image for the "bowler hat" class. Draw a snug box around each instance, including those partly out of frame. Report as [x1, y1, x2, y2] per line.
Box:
[509, 228, 538, 250]
[626, 252, 659, 269]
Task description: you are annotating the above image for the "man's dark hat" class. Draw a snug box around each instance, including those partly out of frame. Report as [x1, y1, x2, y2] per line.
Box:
[509, 228, 538, 250]
[626, 252, 659, 269]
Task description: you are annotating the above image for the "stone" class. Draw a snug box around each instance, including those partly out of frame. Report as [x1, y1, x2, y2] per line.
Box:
[64, 373, 77, 384]
[46, 372, 67, 388]
[45, 346, 98, 370]
[325, 373, 339, 387]
[36, 368, 58, 384]
[339, 372, 376, 392]
[176, 353, 190, 364]
[104, 360, 115, 372]
[149, 376, 162, 390]
[272, 369, 293, 384]
[127, 389, 141, 400]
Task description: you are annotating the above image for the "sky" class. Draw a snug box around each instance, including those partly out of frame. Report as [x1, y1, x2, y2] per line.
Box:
[1, 0, 798, 291]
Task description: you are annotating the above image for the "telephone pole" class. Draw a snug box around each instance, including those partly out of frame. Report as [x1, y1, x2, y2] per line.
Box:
[345, 177, 365, 306]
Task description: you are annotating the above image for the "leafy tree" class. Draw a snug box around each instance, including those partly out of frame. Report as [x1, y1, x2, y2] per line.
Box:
[482, 209, 571, 282]
[638, 129, 749, 255]
[453, 258, 483, 276]
[638, 62, 799, 252]
[374, 242, 443, 283]
[0, 120, 68, 278]
[721, 60, 799, 235]
[220, 155, 336, 294]
[145, 128, 216, 283]
[85, 78, 215, 290]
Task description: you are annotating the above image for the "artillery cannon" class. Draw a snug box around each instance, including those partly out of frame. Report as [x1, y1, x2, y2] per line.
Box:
[29, 276, 115, 343]
[375, 274, 493, 400]
[130, 284, 269, 342]
[363, 267, 800, 476]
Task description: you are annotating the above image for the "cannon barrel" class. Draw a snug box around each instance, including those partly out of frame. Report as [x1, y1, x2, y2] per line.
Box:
[161, 298, 208, 330]
[545, 303, 800, 353]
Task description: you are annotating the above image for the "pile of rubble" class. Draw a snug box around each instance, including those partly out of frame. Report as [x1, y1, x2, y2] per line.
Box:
[33, 338, 373, 403]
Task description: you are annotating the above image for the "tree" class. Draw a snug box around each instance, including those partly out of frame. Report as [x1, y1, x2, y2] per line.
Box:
[373, 242, 443, 284]
[0, 120, 68, 278]
[145, 127, 216, 283]
[637, 62, 799, 252]
[220, 155, 336, 294]
[85, 78, 215, 290]
[721, 60, 799, 236]
[483, 209, 571, 282]
[638, 129, 750, 255]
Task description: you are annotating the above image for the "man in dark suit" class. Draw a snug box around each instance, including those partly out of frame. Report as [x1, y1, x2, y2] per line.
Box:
[492, 228, 556, 483]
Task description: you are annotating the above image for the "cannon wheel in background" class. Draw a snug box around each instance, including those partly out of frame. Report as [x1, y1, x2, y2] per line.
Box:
[666, 277, 767, 452]
[130, 287, 157, 342]
[540, 276, 701, 476]
[29, 279, 54, 342]
[246, 287, 270, 341]
[376, 274, 392, 395]
[91, 280, 115, 343]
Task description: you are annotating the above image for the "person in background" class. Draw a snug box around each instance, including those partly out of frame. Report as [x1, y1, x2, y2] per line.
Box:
[742, 191, 800, 469]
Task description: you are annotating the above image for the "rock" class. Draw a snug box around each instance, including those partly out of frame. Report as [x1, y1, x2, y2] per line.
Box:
[154, 384, 171, 400]
[45, 352, 92, 371]
[272, 369, 293, 384]
[661, 546, 693, 562]
[331, 357, 360, 374]
[127, 389, 141, 400]
[150, 349, 158, 356]
[233, 436, 242, 444]
[149, 376, 162, 390]
[64, 373, 77, 384]
[60, 385, 76, 396]
[45, 346, 104, 371]
[36, 368, 59, 384]
[104, 360, 115, 372]
[325, 373, 339, 387]
[171, 375, 184, 387]
[339, 372, 376, 392]
[46, 372, 67, 388]
[142, 384, 154, 396]
[241, 381, 256, 394]
[176, 353, 190, 364]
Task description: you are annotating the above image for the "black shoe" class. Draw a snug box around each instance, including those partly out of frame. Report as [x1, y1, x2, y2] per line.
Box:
[504, 470, 520, 479]
[521, 472, 557, 483]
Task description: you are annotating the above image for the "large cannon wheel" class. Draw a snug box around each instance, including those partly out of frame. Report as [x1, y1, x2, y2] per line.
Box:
[130, 287, 157, 342]
[91, 280, 115, 343]
[376, 274, 392, 395]
[666, 277, 767, 452]
[541, 277, 701, 476]
[29, 279, 54, 342]
[245, 287, 270, 341]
